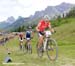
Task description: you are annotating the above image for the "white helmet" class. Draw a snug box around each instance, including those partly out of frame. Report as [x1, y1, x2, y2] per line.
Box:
[28, 26, 32, 29]
[43, 15, 50, 20]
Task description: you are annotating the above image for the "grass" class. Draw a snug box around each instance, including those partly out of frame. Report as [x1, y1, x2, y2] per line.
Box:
[53, 18, 75, 46]
[0, 38, 75, 66]
[0, 18, 75, 66]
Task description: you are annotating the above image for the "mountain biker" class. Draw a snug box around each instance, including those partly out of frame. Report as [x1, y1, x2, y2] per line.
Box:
[36, 15, 54, 49]
[25, 26, 33, 48]
[18, 32, 24, 50]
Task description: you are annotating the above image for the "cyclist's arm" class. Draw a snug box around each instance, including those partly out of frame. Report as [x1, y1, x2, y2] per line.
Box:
[24, 32, 26, 39]
[36, 22, 41, 32]
[48, 23, 54, 33]
[36, 25, 39, 32]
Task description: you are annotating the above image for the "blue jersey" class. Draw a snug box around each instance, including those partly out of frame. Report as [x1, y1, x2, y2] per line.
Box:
[26, 31, 32, 38]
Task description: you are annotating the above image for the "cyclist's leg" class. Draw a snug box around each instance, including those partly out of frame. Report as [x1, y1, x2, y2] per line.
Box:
[28, 40, 31, 45]
[19, 41, 22, 50]
[27, 38, 31, 44]
[38, 33, 44, 48]
[19, 38, 21, 49]
[25, 33, 30, 47]
[25, 38, 30, 48]
[21, 39, 23, 49]
[18, 36, 23, 50]
[27, 39, 31, 50]
[25, 39, 28, 47]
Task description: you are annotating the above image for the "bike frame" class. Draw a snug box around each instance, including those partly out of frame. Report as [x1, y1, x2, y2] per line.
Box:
[37, 30, 58, 60]
[43, 38, 48, 51]
[43, 31, 52, 51]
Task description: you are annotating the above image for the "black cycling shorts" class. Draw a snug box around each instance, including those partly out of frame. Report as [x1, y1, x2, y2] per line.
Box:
[38, 31, 45, 36]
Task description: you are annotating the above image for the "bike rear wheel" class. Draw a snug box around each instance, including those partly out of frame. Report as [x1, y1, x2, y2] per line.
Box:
[46, 38, 58, 61]
[27, 44, 32, 54]
[23, 44, 32, 54]
[23, 44, 28, 53]
[36, 43, 44, 57]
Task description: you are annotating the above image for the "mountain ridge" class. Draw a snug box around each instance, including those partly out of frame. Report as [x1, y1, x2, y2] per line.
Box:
[0, 2, 75, 30]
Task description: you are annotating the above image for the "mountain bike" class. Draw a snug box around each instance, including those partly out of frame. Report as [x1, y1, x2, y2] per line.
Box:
[36, 31, 58, 61]
[23, 38, 32, 54]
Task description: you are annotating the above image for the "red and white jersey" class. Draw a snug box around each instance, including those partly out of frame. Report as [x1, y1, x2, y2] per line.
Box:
[38, 20, 51, 32]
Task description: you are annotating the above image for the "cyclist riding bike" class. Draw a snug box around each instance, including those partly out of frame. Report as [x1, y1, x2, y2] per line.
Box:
[25, 26, 33, 48]
[36, 15, 54, 49]
[18, 32, 24, 50]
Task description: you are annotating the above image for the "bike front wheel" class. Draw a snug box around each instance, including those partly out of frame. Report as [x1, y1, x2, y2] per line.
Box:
[46, 38, 58, 61]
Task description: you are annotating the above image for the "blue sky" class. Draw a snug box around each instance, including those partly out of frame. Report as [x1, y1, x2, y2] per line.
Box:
[0, 0, 75, 21]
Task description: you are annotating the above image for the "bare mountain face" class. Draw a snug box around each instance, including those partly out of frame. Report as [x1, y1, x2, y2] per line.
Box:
[6, 16, 15, 24]
[0, 16, 15, 30]
[0, 2, 74, 30]
[31, 2, 74, 19]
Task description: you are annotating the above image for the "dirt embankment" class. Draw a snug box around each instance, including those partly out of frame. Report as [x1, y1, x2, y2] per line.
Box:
[0, 32, 18, 45]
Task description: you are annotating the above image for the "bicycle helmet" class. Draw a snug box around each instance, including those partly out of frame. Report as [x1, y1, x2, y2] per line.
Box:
[43, 15, 50, 20]
[28, 26, 32, 29]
